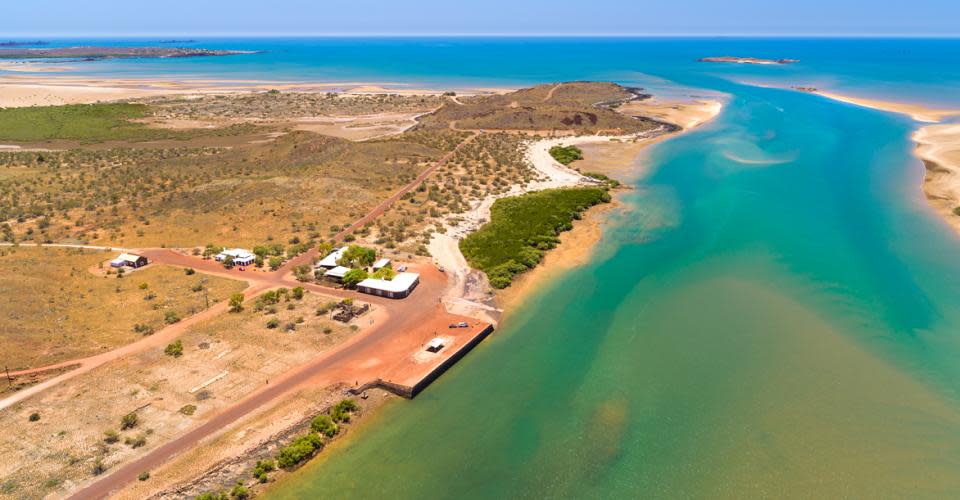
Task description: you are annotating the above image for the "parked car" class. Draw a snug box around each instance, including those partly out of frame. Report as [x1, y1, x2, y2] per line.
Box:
[397, 265, 407, 272]
[448, 323, 458, 329]
[457, 321, 469, 328]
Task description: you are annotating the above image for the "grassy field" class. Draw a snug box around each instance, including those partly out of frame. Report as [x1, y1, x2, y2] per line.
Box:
[460, 187, 610, 288]
[0, 246, 246, 369]
[0, 103, 182, 142]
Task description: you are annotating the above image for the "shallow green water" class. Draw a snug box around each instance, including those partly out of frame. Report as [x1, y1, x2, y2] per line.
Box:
[269, 67, 960, 499]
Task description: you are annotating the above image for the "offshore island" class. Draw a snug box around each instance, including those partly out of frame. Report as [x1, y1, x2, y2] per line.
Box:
[0, 75, 720, 498]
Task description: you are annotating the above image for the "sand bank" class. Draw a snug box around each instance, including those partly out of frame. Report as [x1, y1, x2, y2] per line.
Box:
[808, 90, 960, 123]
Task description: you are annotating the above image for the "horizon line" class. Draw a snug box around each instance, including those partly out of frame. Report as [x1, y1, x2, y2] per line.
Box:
[3, 33, 960, 39]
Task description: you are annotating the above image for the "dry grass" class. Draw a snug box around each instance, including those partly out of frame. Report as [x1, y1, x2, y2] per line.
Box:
[0, 289, 364, 499]
[0, 246, 246, 369]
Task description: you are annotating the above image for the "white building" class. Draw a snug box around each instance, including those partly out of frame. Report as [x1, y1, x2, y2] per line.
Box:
[357, 272, 420, 299]
[323, 265, 351, 281]
[372, 258, 391, 271]
[215, 248, 256, 266]
[317, 246, 349, 269]
[109, 253, 148, 268]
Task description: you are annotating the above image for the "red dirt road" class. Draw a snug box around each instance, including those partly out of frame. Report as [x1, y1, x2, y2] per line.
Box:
[69, 264, 489, 500]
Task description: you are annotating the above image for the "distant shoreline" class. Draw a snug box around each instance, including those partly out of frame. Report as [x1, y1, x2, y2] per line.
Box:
[0, 46, 254, 60]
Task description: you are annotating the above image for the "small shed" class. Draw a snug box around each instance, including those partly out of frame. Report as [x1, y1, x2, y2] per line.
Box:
[109, 253, 148, 269]
[426, 338, 445, 353]
[372, 258, 391, 271]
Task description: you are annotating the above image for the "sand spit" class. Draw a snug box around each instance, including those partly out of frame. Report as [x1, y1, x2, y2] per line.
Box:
[805, 89, 960, 123]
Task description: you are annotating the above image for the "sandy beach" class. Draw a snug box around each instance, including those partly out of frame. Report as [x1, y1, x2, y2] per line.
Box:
[914, 124, 960, 235]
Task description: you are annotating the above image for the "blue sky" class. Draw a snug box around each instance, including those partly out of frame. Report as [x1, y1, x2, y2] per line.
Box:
[4, 0, 959, 36]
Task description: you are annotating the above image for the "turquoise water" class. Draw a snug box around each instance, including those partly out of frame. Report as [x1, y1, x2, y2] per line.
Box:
[18, 38, 960, 496]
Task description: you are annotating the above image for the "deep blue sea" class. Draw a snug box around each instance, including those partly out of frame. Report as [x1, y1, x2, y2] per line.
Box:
[11, 37, 960, 497]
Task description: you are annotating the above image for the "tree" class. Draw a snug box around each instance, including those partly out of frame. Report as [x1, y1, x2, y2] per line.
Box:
[268, 256, 284, 271]
[317, 241, 334, 257]
[223, 255, 235, 268]
[342, 269, 369, 288]
[337, 245, 376, 268]
[164, 340, 183, 357]
[291, 286, 305, 300]
[228, 293, 245, 313]
[371, 267, 395, 280]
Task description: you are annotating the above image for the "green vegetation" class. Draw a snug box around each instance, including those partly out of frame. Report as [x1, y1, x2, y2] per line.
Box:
[28, 412, 40, 422]
[138, 471, 150, 481]
[179, 404, 197, 416]
[276, 432, 324, 469]
[460, 187, 610, 288]
[228, 293, 245, 313]
[371, 266, 395, 280]
[103, 430, 120, 444]
[342, 269, 369, 288]
[311, 415, 339, 437]
[953, 206, 960, 217]
[252, 459, 275, 483]
[164, 340, 184, 357]
[120, 412, 139, 430]
[331, 399, 359, 423]
[337, 245, 377, 268]
[548, 145, 583, 165]
[195, 491, 228, 500]
[230, 482, 249, 499]
[0, 103, 179, 143]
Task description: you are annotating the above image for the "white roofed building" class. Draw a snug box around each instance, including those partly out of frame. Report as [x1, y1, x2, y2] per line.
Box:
[317, 246, 349, 269]
[215, 248, 255, 266]
[357, 272, 420, 299]
[372, 258, 391, 271]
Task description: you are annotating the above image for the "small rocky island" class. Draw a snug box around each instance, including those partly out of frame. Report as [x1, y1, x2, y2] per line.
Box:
[0, 46, 254, 59]
[699, 56, 798, 65]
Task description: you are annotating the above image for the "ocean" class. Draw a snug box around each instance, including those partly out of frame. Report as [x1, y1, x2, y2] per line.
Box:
[15, 37, 960, 497]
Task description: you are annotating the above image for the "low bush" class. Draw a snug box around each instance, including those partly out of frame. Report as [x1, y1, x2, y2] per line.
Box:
[311, 414, 339, 437]
[276, 432, 323, 469]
